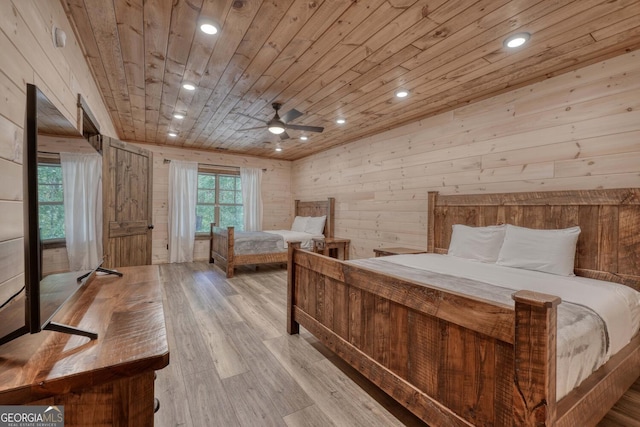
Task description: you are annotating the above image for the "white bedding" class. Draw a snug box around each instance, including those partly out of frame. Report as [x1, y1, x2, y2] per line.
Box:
[349, 254, 640, 399]
[263, 230, 323, 250]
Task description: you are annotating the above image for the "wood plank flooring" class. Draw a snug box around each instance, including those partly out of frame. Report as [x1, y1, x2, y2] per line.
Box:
[154, 262, 640, 427]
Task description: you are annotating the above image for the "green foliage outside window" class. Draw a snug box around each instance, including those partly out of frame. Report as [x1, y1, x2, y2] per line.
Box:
[38, 164, 65, 240]
[196, 172, 243, 233]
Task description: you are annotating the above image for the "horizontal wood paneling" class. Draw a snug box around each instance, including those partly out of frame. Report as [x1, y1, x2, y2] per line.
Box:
[38, 135, 97, 153]
[0, 239, 24, 285]
[42, 247, 70, 276]
[134, 144, 292, 264]
[0, 202, 23, 241]
[292, 51, 640, 259]
[0, 1, 115, 307]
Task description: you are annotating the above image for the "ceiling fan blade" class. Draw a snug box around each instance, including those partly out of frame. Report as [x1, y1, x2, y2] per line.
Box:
[237, 126, 268, 132]
[280, 108, 303, 124]
[279, 131, 290, 140]
[236, 112, 266, 123]
[284, 123, 324, 133]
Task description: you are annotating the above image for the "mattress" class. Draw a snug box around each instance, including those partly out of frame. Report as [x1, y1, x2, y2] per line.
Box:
[233, 230, 322, 255]
[348, 254, 640, 400]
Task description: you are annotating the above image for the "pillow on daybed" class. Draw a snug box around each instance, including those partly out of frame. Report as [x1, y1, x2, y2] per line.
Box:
[291, 216, 309, 232]
[304, 215, 327, 235]
[447, 224, 506, 263]
[496, 224, 581, 276]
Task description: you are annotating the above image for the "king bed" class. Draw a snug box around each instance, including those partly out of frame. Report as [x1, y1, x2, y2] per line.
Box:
[286, 188, 640, 426]
[210, 198, 334, 278]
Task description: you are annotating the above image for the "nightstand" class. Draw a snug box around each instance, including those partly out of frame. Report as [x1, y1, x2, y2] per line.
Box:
[313, 237, 351, 260]
[373, 247, 427, 257]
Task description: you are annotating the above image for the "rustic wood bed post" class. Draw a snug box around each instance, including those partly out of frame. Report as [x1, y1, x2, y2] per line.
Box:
[287, 242, 301, 334]
[326, 197, 335, 238]
[227, 226, 235, 278]
[209, 222, 216, 263]
[427, 191, 437, 253]
[512, 290, 560, 426]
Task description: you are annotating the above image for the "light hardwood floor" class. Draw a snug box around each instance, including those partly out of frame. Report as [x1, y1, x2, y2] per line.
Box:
[154, 262, 640, 427]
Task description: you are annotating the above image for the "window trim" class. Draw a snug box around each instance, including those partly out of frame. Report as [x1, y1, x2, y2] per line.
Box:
[195, 166, 243, 235]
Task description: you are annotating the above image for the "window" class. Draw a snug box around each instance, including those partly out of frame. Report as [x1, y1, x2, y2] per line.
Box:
[196, 170, 243, 233]
[38, 163, 65, 240]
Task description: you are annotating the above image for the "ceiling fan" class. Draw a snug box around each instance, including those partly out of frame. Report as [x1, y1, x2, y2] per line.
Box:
[236, 103, 324, 140]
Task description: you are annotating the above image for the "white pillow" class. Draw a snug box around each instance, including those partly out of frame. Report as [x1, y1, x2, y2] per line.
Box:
[304, 216, 326, 235]
[496, 224, 581, 276]
[447, 224, 506, 263]
[291, 216, 309, 232]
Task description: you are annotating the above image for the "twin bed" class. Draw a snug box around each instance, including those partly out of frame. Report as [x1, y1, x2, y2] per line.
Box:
[210, 198, 334, 278]
[286, 188, 640, 426]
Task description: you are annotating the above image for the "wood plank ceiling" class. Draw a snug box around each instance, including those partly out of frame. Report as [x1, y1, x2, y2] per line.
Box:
[61, 0, 640, 161]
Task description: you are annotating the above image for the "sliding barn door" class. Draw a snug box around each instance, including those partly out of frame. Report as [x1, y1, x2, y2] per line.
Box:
[101, 137, 153, 268]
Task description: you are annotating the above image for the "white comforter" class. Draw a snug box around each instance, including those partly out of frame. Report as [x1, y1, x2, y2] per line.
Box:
[263, 230, 323, 250]
[349, 254, 640, 399]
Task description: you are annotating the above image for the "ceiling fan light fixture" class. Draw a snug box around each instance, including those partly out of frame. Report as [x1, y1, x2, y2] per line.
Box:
[168, 132, 177, 137]
[182, 82, 196, 91]
[268, 124, 285, 134]
[504, 32, 530, 48]
[275, 147, 283, 152]
[173, 113, 185, 119]
[395, 89, 409, 98]
[336, 118, 346, 124]
[300, 136, 308, 141]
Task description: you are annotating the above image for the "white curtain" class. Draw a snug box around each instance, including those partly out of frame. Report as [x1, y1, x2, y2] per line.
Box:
[60, 152, 103, 271]
[168, 160, 198, 263]
[240, 167, 263, 231]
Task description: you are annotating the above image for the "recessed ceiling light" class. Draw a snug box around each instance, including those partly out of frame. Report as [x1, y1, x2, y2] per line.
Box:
[168, 132, 177, 137]
[395, 89, 409, 98]
[300, 136, 308, 141]
[200, 21, 218, 35]
[336, 118, 346, 124]
[275, 147, 283, 152]
[173, 113, 185, 119]
[503, 32, 530, 48]
[182, 82, 196, 91]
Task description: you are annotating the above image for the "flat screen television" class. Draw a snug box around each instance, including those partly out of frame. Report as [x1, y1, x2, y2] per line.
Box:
[0, 84, 105, 346]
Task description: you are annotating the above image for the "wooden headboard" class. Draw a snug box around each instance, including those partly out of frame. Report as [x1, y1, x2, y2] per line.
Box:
[294, 197, 335, 238]
[427, 189, 640, 290]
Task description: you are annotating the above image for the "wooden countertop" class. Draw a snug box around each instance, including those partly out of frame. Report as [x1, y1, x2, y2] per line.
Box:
[0, 265, 169, 404]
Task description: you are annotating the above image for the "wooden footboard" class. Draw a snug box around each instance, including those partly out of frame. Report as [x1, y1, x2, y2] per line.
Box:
[287, 244, 640, 426]
[209, 223, 233, 276]
[209, 224, 288, 278]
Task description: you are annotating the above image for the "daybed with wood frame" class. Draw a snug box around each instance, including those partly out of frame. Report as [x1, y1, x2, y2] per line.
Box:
[287, 188, 640, 426]
[210, 197, 335, 278]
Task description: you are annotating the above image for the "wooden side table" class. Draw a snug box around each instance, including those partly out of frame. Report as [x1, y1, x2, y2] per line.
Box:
[374, 247, 427, 257]
[313, 237, 351, 260]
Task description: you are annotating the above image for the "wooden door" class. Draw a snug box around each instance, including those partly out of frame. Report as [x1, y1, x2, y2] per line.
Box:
[101, 136, 153, 268]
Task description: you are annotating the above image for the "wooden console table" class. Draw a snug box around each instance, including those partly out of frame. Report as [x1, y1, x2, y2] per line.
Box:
[313, 237, 351, 260]
[0, 265, 169, 427]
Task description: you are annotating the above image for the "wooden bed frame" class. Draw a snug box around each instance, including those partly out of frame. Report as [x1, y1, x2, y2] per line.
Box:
[287, 188, 640, 426]
[210, 197, 335, 278]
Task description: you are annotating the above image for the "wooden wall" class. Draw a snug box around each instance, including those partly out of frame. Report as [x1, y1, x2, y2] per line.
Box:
[292, 49, 640, 260]
[131, 144, 292, 264]
[0, 1, 115, 305]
